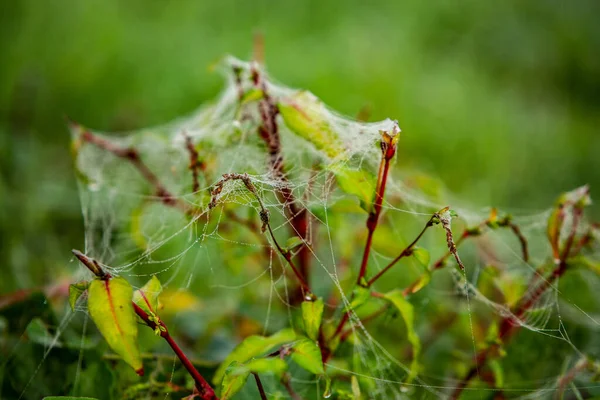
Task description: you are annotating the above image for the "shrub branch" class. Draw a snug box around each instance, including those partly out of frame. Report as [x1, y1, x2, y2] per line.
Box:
[72, 250, 218, 400]
[356, 126, 399, 284]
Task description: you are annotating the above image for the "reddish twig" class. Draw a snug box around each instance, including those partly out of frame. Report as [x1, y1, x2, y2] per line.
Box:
[556, 357, 593, 400]
[501, 218, 530, 262]
[72, 250, 218, 400]
[252, 373, 268, 400]
[74, 125, 190, 214]
[184, 133, 204, 193]
[251, 64, 311, 285]
[450, 204, 586, 399]
[281, 373, 302, 400]
[367, 214, 436, 286]
[209, 173, 311, 294]
[356, 125, 399, 284]
[133, 303, 218, 399]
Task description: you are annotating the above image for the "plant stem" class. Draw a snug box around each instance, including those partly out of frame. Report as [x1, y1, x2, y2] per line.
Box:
[356, 131, 398, 285]
[73, 126, 190, 214]
[266, 223, 312, 294]
[367, 215, 435, 286]
[209, 173, 312, 294]
[72, 250, 218, 400]
[252, 373, 268, 400]
[503, 219, 530, 262]
[132, 303, 218, 400]
[184, 132, 204, 193]
[251, 64, 311, 286]
[556, 358, 590, 400]
[450, 206, 585, 399]
[281, 373, 302, 400]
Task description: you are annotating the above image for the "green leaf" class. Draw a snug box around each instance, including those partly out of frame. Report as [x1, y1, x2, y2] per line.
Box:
[213, 328, 296, 384]
[220, 361, 250, 400]
[69, 281, 89, 311]
[412, 247, 430, 268]
[349, 286, 371, 310]
[278, 91, 345, 160]
[489, 360, 504, 388]
[351, 375, 362, 399]
[133, 275, 162, 315]
[284, 236, 305, 252]
[244, 357, 288, 376]
[26, 318, 62, 348]
[220, 358, 287, 399]
[87, 277, 143, 375]
[570, 256, 600, 276]
[290, 338, 324, 375]
[301, 297, 324, 340]
[240, 88, 264, 105]
[407, 271, 431, 295]
[321, 374, 332, 398]
[331, 164, 376, 213]
[321, 323, 340, 355]
[383, 290, 421, 383]
[130, 205, 147, 250]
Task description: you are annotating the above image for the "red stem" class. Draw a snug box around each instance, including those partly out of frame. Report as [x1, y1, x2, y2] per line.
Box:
[367, 216, 435, 286]
[266, 224, 311, 294]
[73, 250, 217, 399]
[357, 152, 393, 284]
[252, 64, 311, 288]
[76, 127, 190, 214]
[451, 207, 585, 399]
[133, 303, 218, 400]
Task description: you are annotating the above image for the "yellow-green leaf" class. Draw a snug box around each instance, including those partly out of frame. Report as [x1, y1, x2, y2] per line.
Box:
[489, 360, 504, 388]
[240, 88, 264, 105]
[407, 271, 431, 295]
[331, 164, 376, 213]
[301, 297, 324, 341]
[290, 338, 324, 375]
[213, 328, 296, 384]
[220, 357, 288, 399]
[133, 275, 162, 315]
[570, 256, 600, 276]
[412, 247, 430, 268]
[278, 91, 345, 160]
[351, 375, 362, 399]
[349, 286, 371, 310]
[69, 281, 89, 311]
[383, 290, 421, 383]
[244, 357, 288, 376]
[130, 205, 147, 250]
[220, 361, 250, 400]
[285, 236, 305, 252]
[88, 277, 143, 374]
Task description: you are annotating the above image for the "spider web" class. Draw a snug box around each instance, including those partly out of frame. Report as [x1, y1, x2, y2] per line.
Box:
[16, 56, 600, 399]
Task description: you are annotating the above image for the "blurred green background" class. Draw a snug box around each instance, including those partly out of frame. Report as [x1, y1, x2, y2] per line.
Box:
[1, 0, 599, 294]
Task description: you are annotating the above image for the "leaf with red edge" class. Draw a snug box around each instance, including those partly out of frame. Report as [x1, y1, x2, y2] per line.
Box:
[133, 275, 162, 315]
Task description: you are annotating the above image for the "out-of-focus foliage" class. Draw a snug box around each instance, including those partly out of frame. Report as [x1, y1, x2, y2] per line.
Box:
[1, 0, 600, 292]
[1, 1, 600, 399]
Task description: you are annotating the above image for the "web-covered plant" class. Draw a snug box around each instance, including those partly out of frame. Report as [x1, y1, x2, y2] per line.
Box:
[37, 57, 600, 399]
